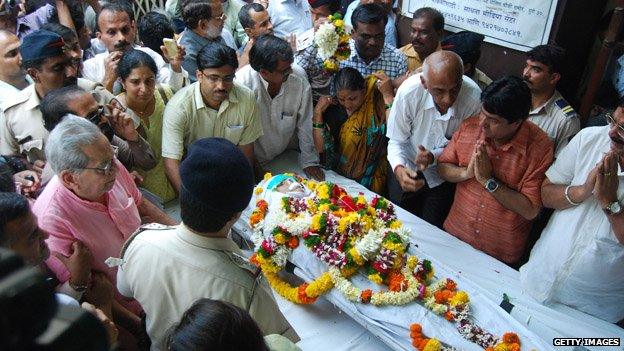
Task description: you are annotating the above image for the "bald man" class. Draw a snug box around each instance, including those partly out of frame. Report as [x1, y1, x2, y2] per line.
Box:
[386, 51, 482, 228]
[0, 30, 32, 105]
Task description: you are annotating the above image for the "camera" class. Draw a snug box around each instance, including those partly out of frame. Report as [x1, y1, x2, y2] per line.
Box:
[0, 248, 109, 350]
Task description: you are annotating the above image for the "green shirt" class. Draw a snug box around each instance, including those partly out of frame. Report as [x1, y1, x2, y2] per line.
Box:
[162, 81, 263, 160]
[122, 86, 177, 203]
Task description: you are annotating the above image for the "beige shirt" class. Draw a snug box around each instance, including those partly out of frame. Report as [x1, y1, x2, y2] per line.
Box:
[0, 83, 47, 161]
[0, 76, 33, 108]
[471, 68, 492, 91]
[399, 43, 442, 72]
[162, 81, 263, 160]
[528, 90, 580, 156]
[117, 223, 298, 351]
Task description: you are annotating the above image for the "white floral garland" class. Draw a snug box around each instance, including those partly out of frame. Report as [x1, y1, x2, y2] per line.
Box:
[314, 22, 339, 60]
[329, 266, 423, 306]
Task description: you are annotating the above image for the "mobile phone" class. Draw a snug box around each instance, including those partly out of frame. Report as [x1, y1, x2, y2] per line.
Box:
[162, 38, 178, 59]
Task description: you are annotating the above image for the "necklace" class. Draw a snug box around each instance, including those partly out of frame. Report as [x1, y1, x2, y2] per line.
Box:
[123, 93, 155, 117]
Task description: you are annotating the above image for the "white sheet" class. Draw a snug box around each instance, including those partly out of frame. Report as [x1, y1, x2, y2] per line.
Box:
[230, 150, 624, 351]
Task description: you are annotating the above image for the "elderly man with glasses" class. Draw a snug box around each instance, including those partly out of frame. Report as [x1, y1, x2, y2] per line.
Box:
[520, 99, 624, 324]
[162, 41, 262, 192]
[179, 0, 237, 82]
[33, 115, 176, 344]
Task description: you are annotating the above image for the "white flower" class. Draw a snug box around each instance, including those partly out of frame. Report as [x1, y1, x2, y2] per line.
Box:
[354, 229, 383, 259]
[314, 23, 339, 60]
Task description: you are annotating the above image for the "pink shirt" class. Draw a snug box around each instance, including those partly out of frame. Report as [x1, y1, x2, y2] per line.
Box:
[34, 159, 142, 313]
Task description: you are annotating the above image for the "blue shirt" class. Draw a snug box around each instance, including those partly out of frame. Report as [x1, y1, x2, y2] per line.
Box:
[612, 54, 624, 97]
[295, 40, 407, 100]
[341, 40, 407, 78]
[268, 0, 313, 39]
[179, 29, 236, 82]
[344, 1, 397, 48]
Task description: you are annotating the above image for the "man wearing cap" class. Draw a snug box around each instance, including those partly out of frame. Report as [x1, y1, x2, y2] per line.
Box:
[442, 31, 492, 91]
[400, 7, 443, 72]
[41, 22, 119, 108]
[162, 41, 262, 193]
[116, 137, 299, 350]
[0, 29, 78, 164]
[523, 44, 580, 156]
[387, 51, 481, 228]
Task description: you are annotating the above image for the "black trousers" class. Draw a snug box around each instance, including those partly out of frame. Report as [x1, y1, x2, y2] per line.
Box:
[387, 167, 456, 229]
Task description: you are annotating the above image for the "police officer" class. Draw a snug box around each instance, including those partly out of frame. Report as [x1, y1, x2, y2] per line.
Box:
[523, 44, 580, 156]
[0, 29, 78, 164]
[116, 138, 298, 351]
[442, 30, 492, 91]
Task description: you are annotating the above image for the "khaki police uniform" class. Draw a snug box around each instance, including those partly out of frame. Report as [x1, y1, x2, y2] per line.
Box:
[115, 223, 299, 351]
[528, 90, 580, 156]
[0, 78, 119, 162]
[0, 84, 47, 161]
[471, 68, 493, 91]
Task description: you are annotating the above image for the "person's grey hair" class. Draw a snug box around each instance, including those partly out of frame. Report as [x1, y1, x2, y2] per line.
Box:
[45, 115, 103, 175]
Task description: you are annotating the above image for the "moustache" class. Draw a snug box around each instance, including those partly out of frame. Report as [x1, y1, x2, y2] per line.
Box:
[113, 41, 130, 51]
[64, 77, 78, 86]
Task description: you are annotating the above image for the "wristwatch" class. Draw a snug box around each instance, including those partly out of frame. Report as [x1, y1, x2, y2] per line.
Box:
[485, 178, 499, 193]
[604, 201, 622, 215]
[69, 281, 88, 292]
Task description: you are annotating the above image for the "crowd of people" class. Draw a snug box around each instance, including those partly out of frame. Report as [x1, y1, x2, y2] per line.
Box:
[0, 0, 621, 349]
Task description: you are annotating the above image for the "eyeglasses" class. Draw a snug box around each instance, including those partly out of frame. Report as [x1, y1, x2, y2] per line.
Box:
[77, 158, 116, 175]
[212, 13, 227, 21]
[202, 73, 235, 84]
[274, 66, 293, 77]
[606, 111, 624, 137]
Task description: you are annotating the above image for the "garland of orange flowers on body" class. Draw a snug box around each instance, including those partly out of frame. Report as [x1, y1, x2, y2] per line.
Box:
[250, 173, 523, 349]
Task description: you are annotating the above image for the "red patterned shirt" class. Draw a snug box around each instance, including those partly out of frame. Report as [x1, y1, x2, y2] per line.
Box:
[438, 116, 554, 264]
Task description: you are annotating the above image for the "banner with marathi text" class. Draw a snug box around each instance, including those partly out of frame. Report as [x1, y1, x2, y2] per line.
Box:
[400, 0, 559, 52]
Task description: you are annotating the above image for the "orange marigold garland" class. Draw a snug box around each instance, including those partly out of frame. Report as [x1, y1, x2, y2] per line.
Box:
[485, 332, 521, 351]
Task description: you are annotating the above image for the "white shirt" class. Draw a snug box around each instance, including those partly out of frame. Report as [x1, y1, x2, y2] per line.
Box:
[82, 45, 188, 94]
[386, 74, 481, 188]
[519, 126, 624, 323]
[221, 27, 237, 50]
[235, 64, 319, 168]
[0, 76, 32, 108]
[268, 0, 313, 40]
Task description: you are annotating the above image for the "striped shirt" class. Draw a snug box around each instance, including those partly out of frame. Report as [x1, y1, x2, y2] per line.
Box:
[438, 116, 554, 264]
